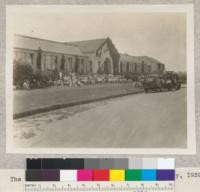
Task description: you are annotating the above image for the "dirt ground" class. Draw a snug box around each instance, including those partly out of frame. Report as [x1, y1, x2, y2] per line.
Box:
[14, 88, 187, 148]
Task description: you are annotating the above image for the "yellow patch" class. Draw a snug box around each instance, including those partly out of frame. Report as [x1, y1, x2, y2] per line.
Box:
[109, 170, 125, 181]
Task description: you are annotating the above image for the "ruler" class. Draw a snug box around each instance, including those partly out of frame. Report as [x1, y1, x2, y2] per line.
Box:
[24, 181, 174, 192]
[24, 158, 175, 191]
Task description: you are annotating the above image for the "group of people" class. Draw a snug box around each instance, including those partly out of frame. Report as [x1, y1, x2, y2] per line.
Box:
[54, 72, 84, 87]
[18, 71, 139, 90]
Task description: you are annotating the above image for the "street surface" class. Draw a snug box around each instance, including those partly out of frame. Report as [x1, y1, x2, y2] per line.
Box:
[14, 88, 187, 148]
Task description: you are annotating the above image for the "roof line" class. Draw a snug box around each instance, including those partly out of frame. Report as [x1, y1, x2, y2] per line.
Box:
[66, 37, 108, 44]
[14, 34, 79, 48]
[13, 46, 87, 57]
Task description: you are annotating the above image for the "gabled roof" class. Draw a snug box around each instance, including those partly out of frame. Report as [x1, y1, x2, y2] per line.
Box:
[14, 34, 84, 56]
[137, 56, 164, 66]
[66, 38, 107, 53]
[120, 54, 142, 63]
[120, 54, 164, 66]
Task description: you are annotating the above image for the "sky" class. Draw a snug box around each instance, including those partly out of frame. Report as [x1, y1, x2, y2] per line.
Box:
[9, 9, 187, 72]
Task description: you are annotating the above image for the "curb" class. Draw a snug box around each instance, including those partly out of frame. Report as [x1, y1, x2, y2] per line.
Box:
[13, 90, 143, 119]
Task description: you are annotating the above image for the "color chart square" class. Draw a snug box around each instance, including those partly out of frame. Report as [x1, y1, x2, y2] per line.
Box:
[77, 170, 93, 181]
[142, 170, 156, 181]
[41, 170, 60, 181]
[26, 170, 42, 181]
[128, 158, 143, 169]
[110, 170, 125, 181]
[125, 170, 142, 181]
[142, 158, 157, 169]
[60, 170, 77, 181]
[156, 170, 175, 181]
[93, 170, 109, 181]
[157, 158, 174, 170]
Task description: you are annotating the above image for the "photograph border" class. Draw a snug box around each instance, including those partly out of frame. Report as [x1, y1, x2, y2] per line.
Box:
[6, 4, 196, 154]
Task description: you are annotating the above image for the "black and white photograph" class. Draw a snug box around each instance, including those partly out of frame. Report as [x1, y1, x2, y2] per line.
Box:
[6, 5, 195, 154]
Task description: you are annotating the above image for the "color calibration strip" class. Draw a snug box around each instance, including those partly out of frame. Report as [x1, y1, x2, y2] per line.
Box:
[26, 169, 175, 181]
[27, 158, 174, 170]
[26, 158, 175, 182]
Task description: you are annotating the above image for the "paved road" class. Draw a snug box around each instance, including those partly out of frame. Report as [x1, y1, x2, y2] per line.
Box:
[14, 88, 187, 148]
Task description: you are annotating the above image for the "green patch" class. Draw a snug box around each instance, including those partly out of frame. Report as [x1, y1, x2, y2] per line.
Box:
[125, 170, 142, 181]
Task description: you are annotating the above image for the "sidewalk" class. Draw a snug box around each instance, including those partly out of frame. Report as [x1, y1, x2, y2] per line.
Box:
[14, 83, 143, 119]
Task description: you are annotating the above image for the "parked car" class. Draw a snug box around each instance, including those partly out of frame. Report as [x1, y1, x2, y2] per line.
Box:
[143, 76, 163, 93]
[143, 72, 181, 93]
[164, 71, 181, 90]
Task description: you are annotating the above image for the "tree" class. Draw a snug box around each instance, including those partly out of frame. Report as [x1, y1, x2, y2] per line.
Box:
[13, 61, 33, 88]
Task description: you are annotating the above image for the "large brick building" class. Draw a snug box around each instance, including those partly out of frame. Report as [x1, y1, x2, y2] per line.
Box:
[13, 34, 165, 77]
[14, 34, 90, 75]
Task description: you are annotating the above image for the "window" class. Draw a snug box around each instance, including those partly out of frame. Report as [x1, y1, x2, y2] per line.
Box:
[97, 61, 101, 74]
[119, 62, 121, 73]
[52, 56, 58, 69]
[69, 63, 72, 71]
[60, 55, 65, 71]
[135, 63, 137, 72]
[126, 62, 129, 73]
[68, 57, 72, 65]
[131, 63, 134, 73]
[141, 61, 144, 74]
[149, 65, 151, 73]
[81, 59, 84, 74]
[68, 57, 73, 71]
[129, 63, 132, 72]
[90, 61, 93, 73]
[45, 55, 52, 70]
[96, 48, 102, 57]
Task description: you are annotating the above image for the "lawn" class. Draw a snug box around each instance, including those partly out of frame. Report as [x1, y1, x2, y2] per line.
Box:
[14, 82, 143, 118]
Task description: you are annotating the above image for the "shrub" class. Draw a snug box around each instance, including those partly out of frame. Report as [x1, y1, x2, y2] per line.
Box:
[30, 70, 51, 89]
[124, 73, 139, 81]
[33, 70, 47, 81]
[51, 68, 60, 81]
[13, 61, 33, 88]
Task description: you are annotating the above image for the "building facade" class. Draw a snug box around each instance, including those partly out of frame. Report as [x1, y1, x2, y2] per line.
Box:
[137, 56, 165, 75]
[67, 38, 120, 75]
[120, 54, 151, 75]
[14, 34, 90, 75]
[13, 34, 165, 77]
[120, 54, 165, 75]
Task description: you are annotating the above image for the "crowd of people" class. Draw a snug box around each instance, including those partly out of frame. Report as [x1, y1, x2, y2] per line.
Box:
[17, 72, 134, 90]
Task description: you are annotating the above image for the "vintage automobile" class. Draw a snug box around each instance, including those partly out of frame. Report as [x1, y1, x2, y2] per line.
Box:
[143, 76, 163, 93]
[143, 72, 181, 93]
[164, 71, 181, 90]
